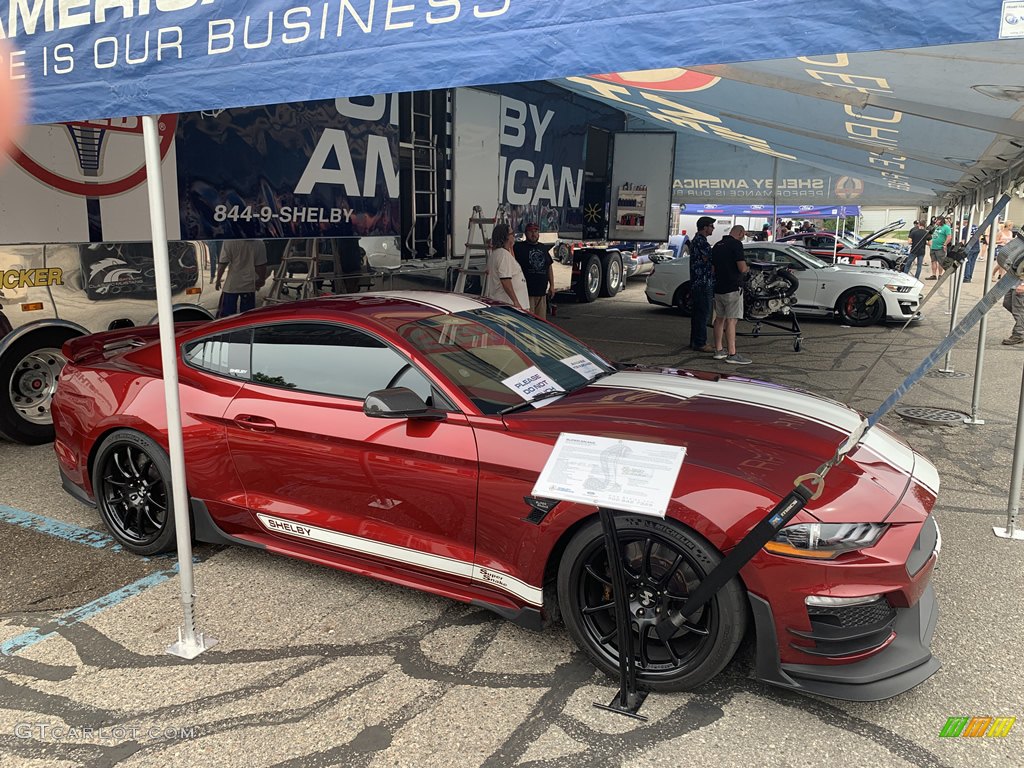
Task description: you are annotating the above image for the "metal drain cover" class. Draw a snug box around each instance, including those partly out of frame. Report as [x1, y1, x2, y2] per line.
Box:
[925, 370, 971, 379]
[895, 405, 968, 425]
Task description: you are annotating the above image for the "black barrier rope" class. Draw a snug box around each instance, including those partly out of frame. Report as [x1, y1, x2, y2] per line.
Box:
[654, 236, 1024, 644]
[842, 195, 1010, 403]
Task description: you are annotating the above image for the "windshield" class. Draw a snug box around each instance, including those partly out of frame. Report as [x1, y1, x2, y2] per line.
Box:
[784, 245, 830, 269]
[398, 306, 615, 414]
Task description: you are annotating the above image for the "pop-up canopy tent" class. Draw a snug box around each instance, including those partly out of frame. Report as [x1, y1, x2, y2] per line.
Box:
[6, 0, 1024, 654]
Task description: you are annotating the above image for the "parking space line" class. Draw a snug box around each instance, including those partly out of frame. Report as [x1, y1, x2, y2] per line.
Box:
[1, 565, 179, 657]
[0, 504, 121, 552]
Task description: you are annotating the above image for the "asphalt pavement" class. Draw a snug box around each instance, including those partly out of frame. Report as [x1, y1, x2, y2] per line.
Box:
[1, 271, 1022, 767]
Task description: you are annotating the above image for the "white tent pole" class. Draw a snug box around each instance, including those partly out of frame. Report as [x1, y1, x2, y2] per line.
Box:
[966, 188, 1012, 425]
[141, 114, 217, 660]
[940, 201, 967, 371]
[772, 157, 778, 240]
[994, 361, 1024, 540]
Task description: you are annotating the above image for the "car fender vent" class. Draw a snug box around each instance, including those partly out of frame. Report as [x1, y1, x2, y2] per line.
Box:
[522, 496, 560, 525]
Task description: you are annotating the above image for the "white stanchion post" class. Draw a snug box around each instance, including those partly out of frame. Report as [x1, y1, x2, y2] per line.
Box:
[995, 360, 1024, 541]
[141, 114, 218, 659]
[966, 188, 1010, 426]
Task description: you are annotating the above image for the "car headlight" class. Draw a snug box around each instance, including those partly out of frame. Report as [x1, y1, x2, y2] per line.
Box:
[763, 522, 888, 560]
[884, 283, 913, 292]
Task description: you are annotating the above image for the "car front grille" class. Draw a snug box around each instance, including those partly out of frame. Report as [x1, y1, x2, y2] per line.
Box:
[788, 599, 898, 658]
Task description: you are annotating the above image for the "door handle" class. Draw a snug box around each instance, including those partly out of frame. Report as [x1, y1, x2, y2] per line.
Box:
[233, 414, 277, 432]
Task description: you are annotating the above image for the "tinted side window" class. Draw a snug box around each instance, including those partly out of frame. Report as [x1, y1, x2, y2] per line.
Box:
[250, 323, 429, 401]
[183, 330, 252, 379]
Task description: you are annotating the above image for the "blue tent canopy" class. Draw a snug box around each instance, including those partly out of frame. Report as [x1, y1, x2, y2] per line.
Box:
[4, 1, 1024, 205]
[4, 2, 1018, 124]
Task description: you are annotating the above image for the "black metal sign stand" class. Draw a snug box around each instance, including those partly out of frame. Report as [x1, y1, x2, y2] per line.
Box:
[592, 506, 649, 720]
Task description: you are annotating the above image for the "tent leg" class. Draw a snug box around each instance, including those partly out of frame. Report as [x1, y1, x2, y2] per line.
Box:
[995, 359, 1024, 541]
[141, 114, 218, 659]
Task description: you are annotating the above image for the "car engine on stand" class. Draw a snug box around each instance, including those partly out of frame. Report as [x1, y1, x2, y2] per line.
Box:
[743, 263, 800, 320]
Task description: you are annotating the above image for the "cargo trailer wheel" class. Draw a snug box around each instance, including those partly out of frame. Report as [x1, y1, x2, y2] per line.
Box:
[0, 327, 80, 444]
[576, 254, 602, 303]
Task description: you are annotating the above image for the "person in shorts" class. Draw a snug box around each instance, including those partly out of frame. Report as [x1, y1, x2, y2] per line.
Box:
[711, 225, 751, 365]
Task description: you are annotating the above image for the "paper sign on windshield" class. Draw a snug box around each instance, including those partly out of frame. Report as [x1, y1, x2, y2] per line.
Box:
[532, 433, 686, 517]
[560, 354, 604, 380]
[502, 366, 564, 401]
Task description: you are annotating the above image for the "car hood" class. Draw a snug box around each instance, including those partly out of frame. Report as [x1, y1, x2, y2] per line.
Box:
[503, 369, 937, 523]
[858, 220, 905, 247]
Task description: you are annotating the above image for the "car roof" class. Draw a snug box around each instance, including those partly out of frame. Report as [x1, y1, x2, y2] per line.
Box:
[196, 291, 500, 335]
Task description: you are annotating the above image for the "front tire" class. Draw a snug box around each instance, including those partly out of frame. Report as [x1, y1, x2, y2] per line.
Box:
[836, 287, 886, 326]
[557, 516, 747, 692]
[92, 430, 177, 555]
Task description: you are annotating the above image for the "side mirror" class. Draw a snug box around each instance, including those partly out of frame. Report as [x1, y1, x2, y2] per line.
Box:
[364, 387, 446, 421]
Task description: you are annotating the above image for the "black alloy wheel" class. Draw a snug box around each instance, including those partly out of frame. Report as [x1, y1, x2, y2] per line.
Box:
[93, 430, 177, 555]
[558, 517, 747, 692]
[836, 287, 886, 326]
[673, 282, 694, 317]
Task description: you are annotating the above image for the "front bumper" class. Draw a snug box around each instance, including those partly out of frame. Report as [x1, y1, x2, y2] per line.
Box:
[749, 584, 939, 701]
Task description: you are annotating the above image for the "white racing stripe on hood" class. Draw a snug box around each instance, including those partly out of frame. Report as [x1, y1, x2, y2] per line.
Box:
[594, 371, 917, 479]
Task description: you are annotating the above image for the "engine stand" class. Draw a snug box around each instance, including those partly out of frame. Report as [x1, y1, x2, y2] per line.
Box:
[738, 310, 804, 352]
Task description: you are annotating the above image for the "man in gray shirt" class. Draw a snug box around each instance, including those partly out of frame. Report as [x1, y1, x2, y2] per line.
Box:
[216, 239, 268, 317]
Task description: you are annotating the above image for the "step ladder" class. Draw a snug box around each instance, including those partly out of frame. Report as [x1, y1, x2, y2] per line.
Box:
[402, 91, 439, 259]
[264, 238, 372, 304]
[454, 204, 508, 293]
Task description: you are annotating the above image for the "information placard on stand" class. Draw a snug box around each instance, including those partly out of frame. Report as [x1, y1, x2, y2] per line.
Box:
[532, 434, 686, 719]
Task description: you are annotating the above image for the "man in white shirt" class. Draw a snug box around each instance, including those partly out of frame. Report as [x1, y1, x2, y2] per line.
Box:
[483, 223, 528, 310]
[215, 239, 268, 317]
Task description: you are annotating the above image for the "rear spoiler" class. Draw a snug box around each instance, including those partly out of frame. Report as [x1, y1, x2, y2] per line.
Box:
[62, 322, 206, 364]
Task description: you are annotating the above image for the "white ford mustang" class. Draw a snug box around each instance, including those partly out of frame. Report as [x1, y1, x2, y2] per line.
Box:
[644, 242, 924, 326]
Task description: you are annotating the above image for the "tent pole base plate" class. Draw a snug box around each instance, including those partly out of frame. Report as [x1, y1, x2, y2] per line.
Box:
[167, 629, 219, 659]
[993, 526, 1024, 541]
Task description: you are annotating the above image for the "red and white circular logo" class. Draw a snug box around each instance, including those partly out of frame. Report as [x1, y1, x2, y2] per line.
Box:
[835, 176, 865, 201]
[8, 115, 176, 198]
[591, 69, 720, 93]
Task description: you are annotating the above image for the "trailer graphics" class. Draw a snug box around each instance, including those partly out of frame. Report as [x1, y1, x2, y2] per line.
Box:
[486, 81, 623, 234]
[176, 96, 400, 240]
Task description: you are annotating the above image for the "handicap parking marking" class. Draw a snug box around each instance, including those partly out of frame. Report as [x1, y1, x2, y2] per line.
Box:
[1, 565, 179, 657]
[0, 503, 122, 552]
[0, 502, 213, 658]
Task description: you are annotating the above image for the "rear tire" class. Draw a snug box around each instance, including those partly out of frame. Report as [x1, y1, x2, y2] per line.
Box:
[673, 282, 693, 317]
[599, 252, 623, 298]
[557, 516, 747, 692]
[92, 429, 177, 556]
[576, 254, 602, 303]
[0, 327, 81, 444]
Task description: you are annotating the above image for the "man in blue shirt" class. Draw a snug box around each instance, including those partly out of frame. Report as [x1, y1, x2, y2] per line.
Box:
[689, 216, 716, 352]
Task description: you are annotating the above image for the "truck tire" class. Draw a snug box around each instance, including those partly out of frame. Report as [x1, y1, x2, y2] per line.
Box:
[576, 253, 602, 303]
[0, 327, 82, 445]
[599, 252, 623, 298]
